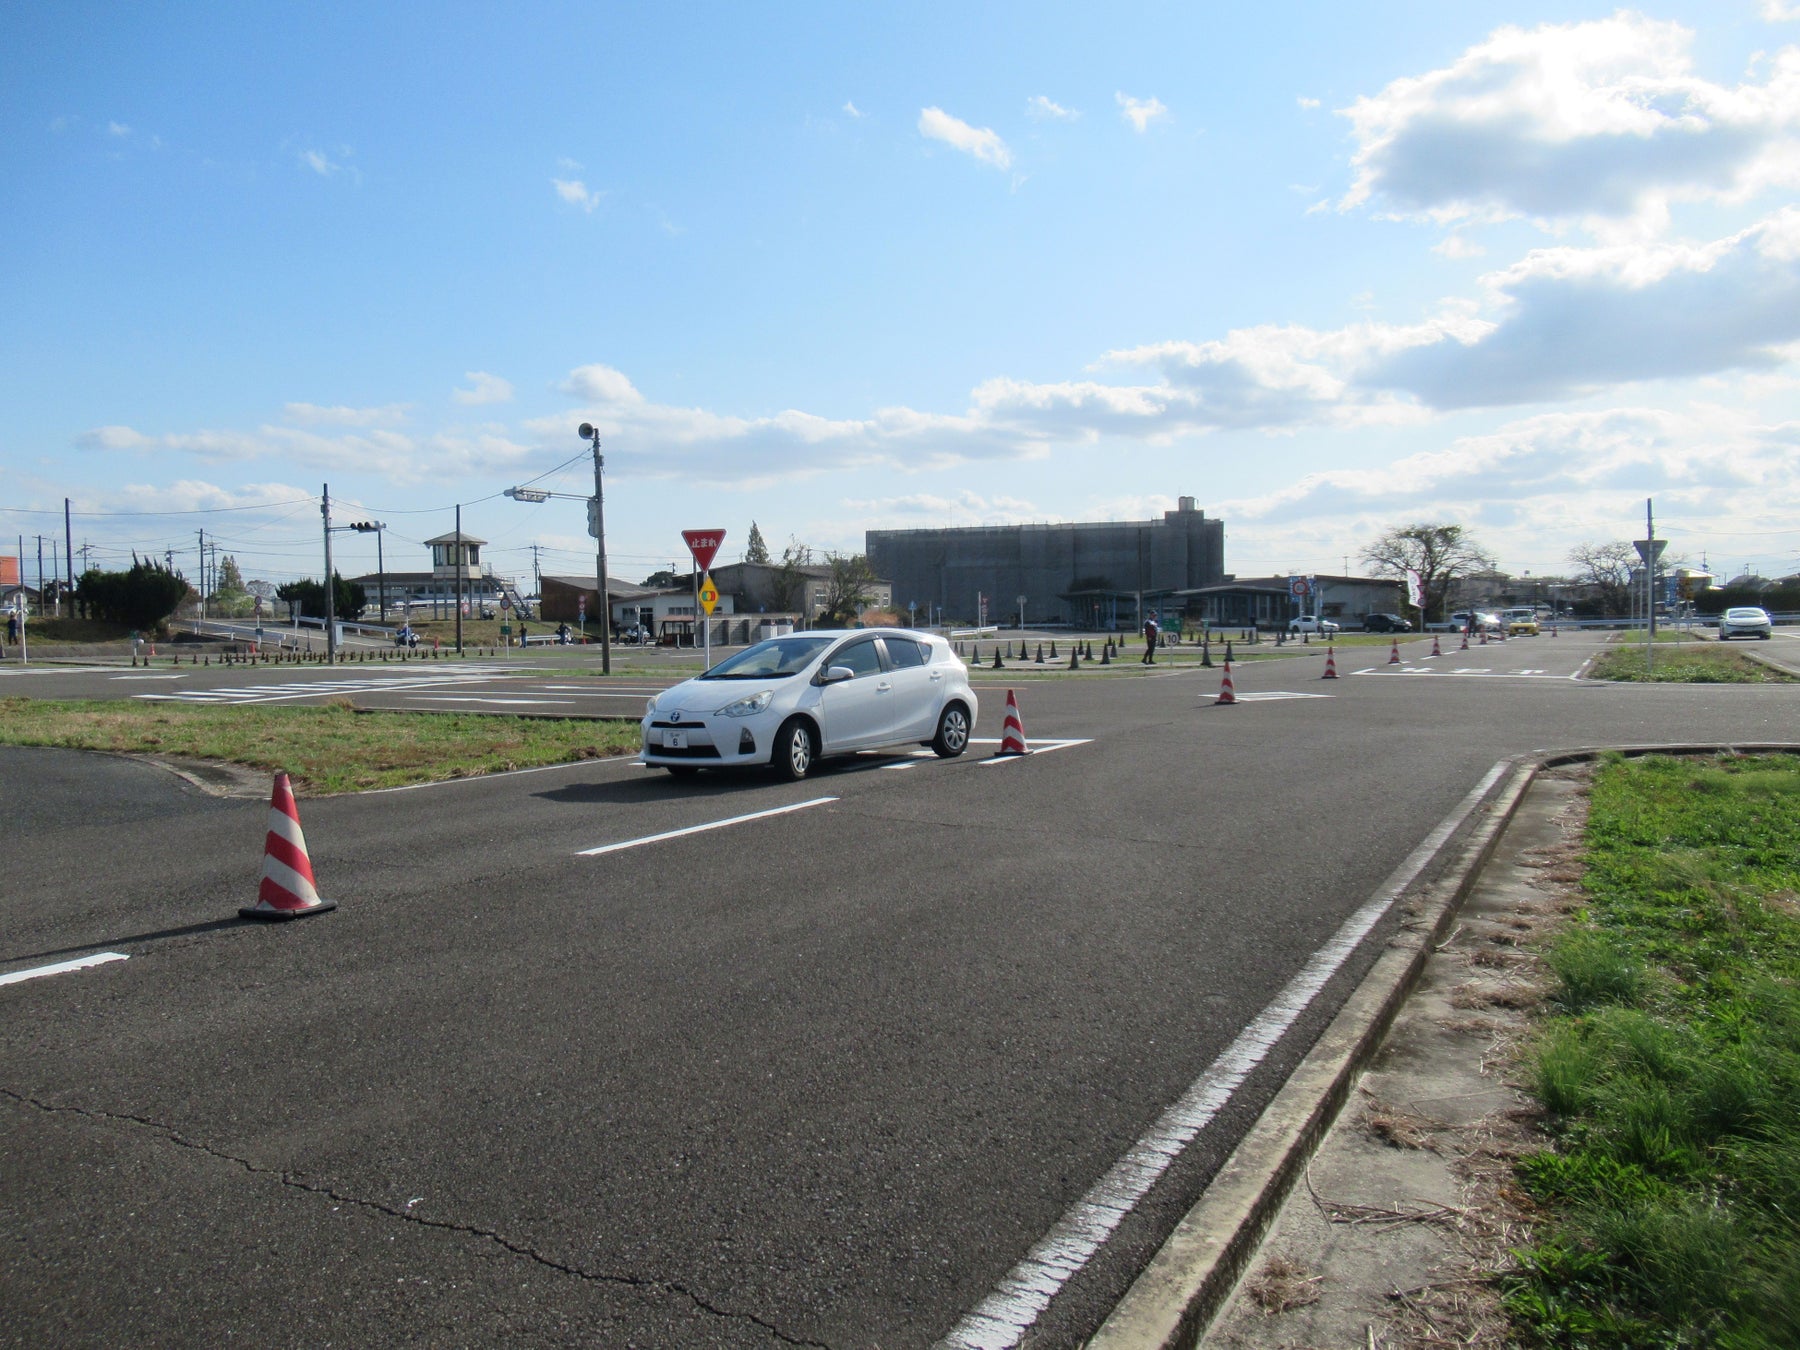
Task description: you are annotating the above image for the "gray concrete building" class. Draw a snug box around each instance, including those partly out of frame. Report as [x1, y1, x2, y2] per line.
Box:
[866, 497, 1225, 628]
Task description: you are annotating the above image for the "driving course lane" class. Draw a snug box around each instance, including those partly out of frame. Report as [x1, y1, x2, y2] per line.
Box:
[3, 631, 1795, 1347]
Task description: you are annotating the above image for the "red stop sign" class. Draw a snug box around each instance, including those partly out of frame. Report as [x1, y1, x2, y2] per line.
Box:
[681, 529, 726, 572]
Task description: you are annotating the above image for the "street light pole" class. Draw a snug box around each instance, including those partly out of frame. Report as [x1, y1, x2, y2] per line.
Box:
[580, 422, 612, 676]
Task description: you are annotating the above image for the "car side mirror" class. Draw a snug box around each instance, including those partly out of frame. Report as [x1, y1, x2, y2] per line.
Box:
[819, 665, 855, 684]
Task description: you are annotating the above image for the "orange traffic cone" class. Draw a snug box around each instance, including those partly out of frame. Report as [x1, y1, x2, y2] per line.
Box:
[1480, 629, 1489, 645]
[1215, 659, 1237, 705]
[996, 689, 1029, 756]
[1387, 638, 1401, 664]
[1321, 645, 1337, 679]
[240, 772, 336, 921]
[1430, 634, 1443, 657]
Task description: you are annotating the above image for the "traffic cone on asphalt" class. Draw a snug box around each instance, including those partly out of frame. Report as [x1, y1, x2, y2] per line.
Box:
[1430, 634, 1443, 657]
[996, 690, 1029, 756]
[1321, 645, 1338, 679]
[1459, 630, 1469, 650]
[1214, 660, 1238, 705]
[1387, 638, 1401, 664]
[1480, 629, 1489, 645]
[240, 772, 336, 921]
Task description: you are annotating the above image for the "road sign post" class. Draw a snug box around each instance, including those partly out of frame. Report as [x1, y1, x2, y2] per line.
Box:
[681, 530, 725, 666]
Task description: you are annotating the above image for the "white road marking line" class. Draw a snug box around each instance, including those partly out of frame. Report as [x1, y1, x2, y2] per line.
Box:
[970, 736, 1093, 764]
[110, 674, 186, 681]
[1, 952, 130, 987]
[937, 761, 1512, 1349]
[577, 797, 838, 856]
[1230, 691, 1334, 701]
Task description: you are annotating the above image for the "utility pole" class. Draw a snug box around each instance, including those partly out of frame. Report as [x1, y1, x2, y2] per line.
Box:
[198, 528, 207, 623]
[580, 423, 612, 675]
[455, 503, 464, 655]
[322, 484, 337, 664]
[63, 498, 72, 619]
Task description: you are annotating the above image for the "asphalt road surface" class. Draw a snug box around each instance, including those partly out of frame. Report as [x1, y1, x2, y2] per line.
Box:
[3, 631, 1796, 1347]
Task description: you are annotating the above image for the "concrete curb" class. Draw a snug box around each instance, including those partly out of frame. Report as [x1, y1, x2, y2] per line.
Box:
[1085, 757, 1537, 1349]
[1086, 741, 1800, 1349]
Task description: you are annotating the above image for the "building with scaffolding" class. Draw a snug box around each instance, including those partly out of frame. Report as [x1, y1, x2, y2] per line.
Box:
[866, 497, 1225, 629]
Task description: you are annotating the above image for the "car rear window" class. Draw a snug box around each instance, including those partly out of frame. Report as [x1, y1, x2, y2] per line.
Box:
[882, 636, 927, 668]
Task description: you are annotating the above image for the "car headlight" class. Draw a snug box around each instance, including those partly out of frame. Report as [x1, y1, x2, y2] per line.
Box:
[644, 694, 659, 715]
[715, 691, 773, 718]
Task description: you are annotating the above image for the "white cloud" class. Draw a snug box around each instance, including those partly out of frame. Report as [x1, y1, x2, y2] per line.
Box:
[1764, 1, 1800, 20]
[918, 106, 1013, 170]
[1027, 95, 1077, 121]
[843, 100, 865, 118]
[553, 178, 603, 211]
[1116, 93, 1169, 132]
[1371, 210, 1800, 406]
[301, 149, 340, 176]
[1433, 234, 1487, 259]
[283, 402, 410, 428]
[453, 372, 514, 405]
[1297, 97, 1320, 110]
[1339, 14, 1800, 232]
[108, 121, 131, 137]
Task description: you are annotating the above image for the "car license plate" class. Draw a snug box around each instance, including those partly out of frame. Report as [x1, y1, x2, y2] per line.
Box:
[664, 731, 687, 749]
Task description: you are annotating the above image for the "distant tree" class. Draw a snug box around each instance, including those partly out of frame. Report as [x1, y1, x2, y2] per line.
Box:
[819, 552, 878, 626]
[640, 568, 684, 589]
[1360, 524, 1494, 623]
[76, 557, 190, 630]
[276, 574, 366, 620]
[1565, 541, 1638, 616]
[215, 555, 245, 595]
[744, 521, 771, 564]
[209, 555, 254, 616]
[769, 538, 813, 612]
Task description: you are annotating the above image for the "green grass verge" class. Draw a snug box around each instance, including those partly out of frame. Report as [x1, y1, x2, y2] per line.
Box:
[1506, 753, 1800, 1347]
[1586, 645, 1794, 683]
[0, 697, 642, 794]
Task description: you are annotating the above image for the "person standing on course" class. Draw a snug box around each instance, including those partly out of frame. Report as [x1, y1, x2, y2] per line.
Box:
[1142, 613, 1159, 664]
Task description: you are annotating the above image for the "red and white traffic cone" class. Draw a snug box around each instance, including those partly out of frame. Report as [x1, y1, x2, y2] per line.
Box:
[1430, 634, 1443, 657]
[240, 772, 336, 921]
[1321, 645, 1338, 679]
[1480, 629, 1489, 645]
[1387, 638, 1401, 665]
[996, 690, 1029, 756]
[1459, 630, 1469, 650]
[1215, 659, 1238, 705]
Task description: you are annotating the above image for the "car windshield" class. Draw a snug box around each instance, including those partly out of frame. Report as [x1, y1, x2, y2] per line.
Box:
[1726, 608, 1767, 619]
[699, 635, 834, 679]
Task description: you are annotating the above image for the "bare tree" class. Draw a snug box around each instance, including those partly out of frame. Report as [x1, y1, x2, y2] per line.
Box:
[1360, 524, 1494, 623]
[819, 552, 878, 626]
[769, 538, 812, 612]
[1565, 540, 1637, 616]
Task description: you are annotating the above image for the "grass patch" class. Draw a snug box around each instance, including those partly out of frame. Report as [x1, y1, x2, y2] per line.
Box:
[1586, 645, 1794, 683]
[0, 696, 642, 794]
[1505, 753, 1800, 1348]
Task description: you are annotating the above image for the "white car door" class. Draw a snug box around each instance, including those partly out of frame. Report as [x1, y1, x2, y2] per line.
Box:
[879, 635, 939, 742]
[815, 637, 893, 750]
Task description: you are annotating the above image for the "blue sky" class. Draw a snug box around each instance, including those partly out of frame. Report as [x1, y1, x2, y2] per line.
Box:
[6, 1, 1800, 596]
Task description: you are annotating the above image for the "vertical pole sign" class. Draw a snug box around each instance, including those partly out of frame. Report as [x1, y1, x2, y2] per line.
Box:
[681, 529, 725, 669]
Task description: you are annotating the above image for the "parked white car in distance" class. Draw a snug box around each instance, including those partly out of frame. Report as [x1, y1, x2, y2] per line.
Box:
[641, 629, 979, 780]
[1287, 615, 1341, 634]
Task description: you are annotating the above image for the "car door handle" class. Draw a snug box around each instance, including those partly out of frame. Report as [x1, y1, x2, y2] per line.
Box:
[877, 681, 892, 692]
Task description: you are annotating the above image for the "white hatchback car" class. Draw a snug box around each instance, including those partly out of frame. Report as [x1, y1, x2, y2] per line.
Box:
[641, 629, 979, 780]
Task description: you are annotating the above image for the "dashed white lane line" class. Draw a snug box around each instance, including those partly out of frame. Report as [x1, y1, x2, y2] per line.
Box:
[408, 696, 579, 706]
[1, 953, 129, 987]
[936, 760, 1514, 1349]
[577, 797, 838, 856]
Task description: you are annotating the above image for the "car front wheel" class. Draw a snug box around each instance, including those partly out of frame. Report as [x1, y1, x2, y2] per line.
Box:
[932, 704, 971, 758]
[772, 717, 816, 781]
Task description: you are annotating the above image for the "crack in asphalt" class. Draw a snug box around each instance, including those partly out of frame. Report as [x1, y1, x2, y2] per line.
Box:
[3, 1088, 832, 1348]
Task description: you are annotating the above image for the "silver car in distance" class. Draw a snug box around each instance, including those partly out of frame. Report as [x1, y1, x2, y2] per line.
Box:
[641, 629, 979, 780]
